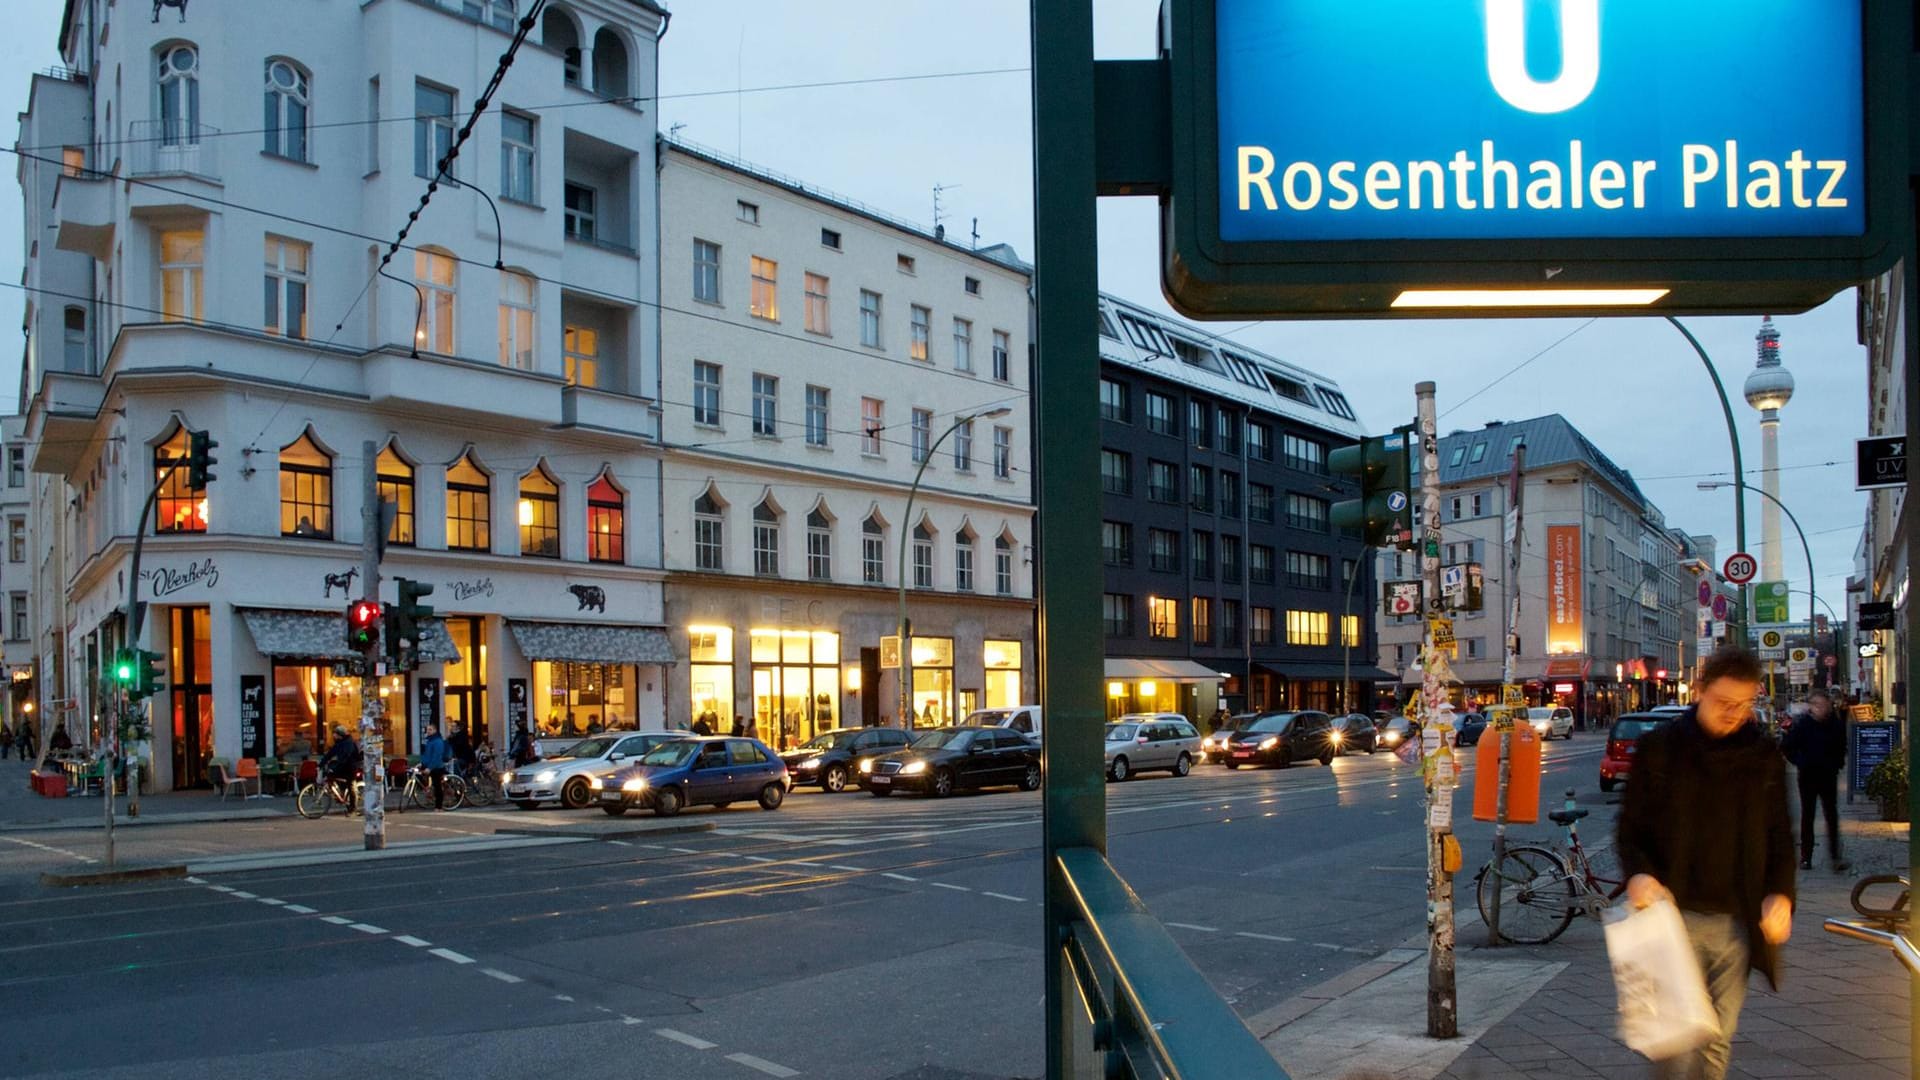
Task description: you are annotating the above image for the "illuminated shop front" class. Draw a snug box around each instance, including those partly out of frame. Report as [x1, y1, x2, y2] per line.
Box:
[1101, 658, 1224, 721]
[984, 640, 1023, 708]
[908, 636, 955, 727]
[751, 629, 841, 750]
[507, 620, 675, 736]
[271, 666, 408, 761]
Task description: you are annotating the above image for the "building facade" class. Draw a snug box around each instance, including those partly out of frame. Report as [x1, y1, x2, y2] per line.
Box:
[0, 418, 32, 733]
[1858, 265, 1906, 715]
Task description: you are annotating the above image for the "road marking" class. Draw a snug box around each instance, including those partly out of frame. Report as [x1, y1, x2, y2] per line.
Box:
[621, 1016, 643, 1025]
[608, 840, 632, 847]
[1167, 922, 1220, 933]
[256, 897, 287, 906]
[429, 948, 475, 964]
[229, 891, 258, 899]
[1309, 942, 1343, 951]
[320, 915, 354, 926]
[349, 923, 388, 935]
[931, 882, 971, 892]
[669, 846, 700, 854]
[726, 1053, 800, 1077]
[482, 968, 524, 984]
[983, 892, 1026, 902]
[742, 854, 778, 863]
[828, 864, 865, 873]
[183, 876, 206, 884]
[207, 885, 236, 893]
[1236, 932, 1295, 943]
[283, 904, 317, 915]
[882, 872, 918, 882]
[0, 836, 98, 864]
[554, 994, 576, 1003]
[655, 1028, 717, 1050]
[394, 935, 431, 947]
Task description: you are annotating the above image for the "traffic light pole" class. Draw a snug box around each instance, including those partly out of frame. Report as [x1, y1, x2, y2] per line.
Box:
[360, 442, 386, 851]
[106, 462, 180, 865]
[1416, 381, 1458, 1038]
[1487, 441, 1525, 946]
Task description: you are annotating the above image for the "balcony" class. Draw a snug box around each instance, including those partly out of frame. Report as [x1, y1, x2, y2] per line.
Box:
[53, 172, 114, 259]
[129, 121, 221, 181]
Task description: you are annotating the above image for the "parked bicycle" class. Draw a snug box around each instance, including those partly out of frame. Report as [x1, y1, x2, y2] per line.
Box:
[1475, 788, 1626, 944]
[401, 764, 468, 811]
[296, 772, 363, 819]
[455, 748, 500, 807]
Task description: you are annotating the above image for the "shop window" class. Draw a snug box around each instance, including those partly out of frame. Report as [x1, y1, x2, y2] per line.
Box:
[279, 431, 333, 538]
[273, 666, 405, 763]
[154, 428, 207, 533]
[984, 639, 1022, 708]
[446, 453, 491, 551]
[750, 629, 841, 750]
[170, 606, 214, 790]
[532, 661, 645, 737]
[905, 635, 954, 728]
[689, 627, 735, 732]
[518, 465, 560, 557]
[377, 444, 414, 546]
[587, 473, 624, 563]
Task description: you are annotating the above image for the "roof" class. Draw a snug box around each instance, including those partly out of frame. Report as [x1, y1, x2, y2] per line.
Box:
[1430, 415, 1647, 506]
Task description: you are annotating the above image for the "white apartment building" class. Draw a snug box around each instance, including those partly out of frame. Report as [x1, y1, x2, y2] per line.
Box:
[657, 141, 1035, 746]
[19, 0, 673, 790]
[1858, 266, 1906, 712]
[0, 418, 32, 734]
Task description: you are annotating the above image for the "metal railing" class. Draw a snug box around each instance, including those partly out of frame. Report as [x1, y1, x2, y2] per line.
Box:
[1823, 918, 1920, 976]
[129, 121, 220, 179]
[1057, 847, 1290, 1079]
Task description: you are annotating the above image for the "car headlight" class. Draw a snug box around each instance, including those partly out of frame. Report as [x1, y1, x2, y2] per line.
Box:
[860, 759, 875, 774]
[1329, 730, 1343, 742]
[622, 778, 647, 793]
[500, 771, 514, 784]
[589, 777, 604, 791]
[899, 761, 927, 775]
[1259, 736, 1279, 750]
[794, 757, 818, 770]
[534, 770, 557, 783]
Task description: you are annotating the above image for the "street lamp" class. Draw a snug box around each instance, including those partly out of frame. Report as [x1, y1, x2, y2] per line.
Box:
[1667, 318, 1750, 641]
[1697, 480, 1816, 631]
[897, 406, 1014, 730]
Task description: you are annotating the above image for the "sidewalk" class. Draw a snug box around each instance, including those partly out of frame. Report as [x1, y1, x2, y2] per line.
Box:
[0, 758, 293, 830]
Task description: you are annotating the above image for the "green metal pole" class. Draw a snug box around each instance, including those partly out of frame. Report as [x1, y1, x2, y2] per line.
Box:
[1666, 317, 1749, 643]
[1729, 482, 1817, 638]
[1030, 2, 1104, 1076]
[1901, 184, 1920, 1080]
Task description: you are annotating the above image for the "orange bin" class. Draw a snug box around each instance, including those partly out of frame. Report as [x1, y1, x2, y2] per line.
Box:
[1472, 720, 1541, 823]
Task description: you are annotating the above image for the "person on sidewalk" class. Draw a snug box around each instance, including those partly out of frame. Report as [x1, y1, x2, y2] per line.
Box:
[0, 723, 12, 759]
[1617, 646, 1796, 1080]
[1780, 689, 1850, 873]
[418, 723, 451, 810]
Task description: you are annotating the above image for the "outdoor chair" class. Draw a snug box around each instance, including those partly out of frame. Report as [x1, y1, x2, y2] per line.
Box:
[209, 759, 257, 801]
[234, 757, 269, 799]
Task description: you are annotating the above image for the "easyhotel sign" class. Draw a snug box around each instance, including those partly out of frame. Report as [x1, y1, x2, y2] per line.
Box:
[1161, 0, 1904, 318]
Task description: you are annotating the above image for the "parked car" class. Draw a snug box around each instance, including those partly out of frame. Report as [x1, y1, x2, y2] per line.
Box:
[1600, 713, 1669, 792]
[1202, 712, 1263, 763]
[1219, 711, 1340, 768]
[1335, 713, 1378, 754]
[780, 726, 914, 792]
[860, 726, 1043, 797]
[1526, 706, 1576, 740]
[595, 736, 789, 816]
[1377, 715, 1420, 750]
[1453, 712, 1489, 747]
[964, 706, 1043, 743]
[1103, 715, 1202, 780]
[503, 731, 685, 809]
[1647, 704, 1688, 717]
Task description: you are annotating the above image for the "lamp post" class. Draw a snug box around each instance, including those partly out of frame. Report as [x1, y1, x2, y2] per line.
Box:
[1667, 318, 1750, 642]
[1697, 480, 1817, 631]
[897, 407, 1013, 730]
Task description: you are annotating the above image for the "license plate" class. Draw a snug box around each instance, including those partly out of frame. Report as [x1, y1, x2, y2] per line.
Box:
[870, 775, 892, 785]
[600, 791, 622, 802]
[1233, 750, 1253, 758]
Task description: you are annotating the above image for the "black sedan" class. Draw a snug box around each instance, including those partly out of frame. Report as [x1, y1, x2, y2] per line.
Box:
[780, 726, 914, 792]
[1218, 711, 1340, 768]
[1335, 713, 1378, 754]
[1453, 712, 1489, 747]
[859, 726, 1043, 797]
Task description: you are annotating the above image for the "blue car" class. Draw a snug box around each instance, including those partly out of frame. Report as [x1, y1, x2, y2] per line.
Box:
[593, 736, 789, 817]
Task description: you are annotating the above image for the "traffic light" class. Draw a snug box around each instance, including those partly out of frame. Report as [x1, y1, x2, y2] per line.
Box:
[347, 598, 382, 653]
[133, 649, 165, 701]
[111, 648, 136, 688]
[1330, 426, 1415, 549]
[186, 429, 218, 490]
[386, 578, 436, 667]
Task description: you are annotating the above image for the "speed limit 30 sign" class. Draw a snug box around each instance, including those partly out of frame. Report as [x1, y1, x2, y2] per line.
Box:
[1723, 552, 1758, 585]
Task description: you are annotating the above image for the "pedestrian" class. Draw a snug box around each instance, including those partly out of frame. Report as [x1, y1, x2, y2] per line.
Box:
[1616, 646, 1795, 1080]
[0, 724, 12, 760]
[730, 716, 744, 737]
[692, 714, 713, 736]
[1781, 689, 1849, 873]
[508, 721, 537, 767]
[17, 718, 35, 760]
[446, 722, 476, 778]
[1209, 706, 1231, 733]
[48, 724, 72, 753]
[419, 722, 451, 810]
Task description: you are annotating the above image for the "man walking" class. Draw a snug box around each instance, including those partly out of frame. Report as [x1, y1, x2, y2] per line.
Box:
[1781, 690, 1849, 872]
[1617, 647, 1796, 1080]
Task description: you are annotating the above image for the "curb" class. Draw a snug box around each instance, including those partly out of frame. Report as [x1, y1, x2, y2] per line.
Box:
[40, 864, 189, 888]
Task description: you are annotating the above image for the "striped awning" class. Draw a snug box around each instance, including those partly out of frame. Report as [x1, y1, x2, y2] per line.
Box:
[238, 608, 461, 663]
[507, 620, 676, 665]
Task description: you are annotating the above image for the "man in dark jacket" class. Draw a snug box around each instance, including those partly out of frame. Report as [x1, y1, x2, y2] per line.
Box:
[419, 723, 451, 810]
[1781, 690, 1849, 872]
[1617, 647, 1795, 1080]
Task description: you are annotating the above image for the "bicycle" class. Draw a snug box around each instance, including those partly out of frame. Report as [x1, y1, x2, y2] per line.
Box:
[1475, 789, 1626, 944]
[455, 749, 500, 807]
[296, 772, 363, 819]
[401, 764, 467, 811]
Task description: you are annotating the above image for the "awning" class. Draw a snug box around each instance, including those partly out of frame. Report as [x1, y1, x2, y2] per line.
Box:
[238, 608, 461, 663]
[1103, 657, 1225, 682]
[507, 620, 676, 665]
[1541, 656, 1593, 679]
[1252, 661, 1397, 682]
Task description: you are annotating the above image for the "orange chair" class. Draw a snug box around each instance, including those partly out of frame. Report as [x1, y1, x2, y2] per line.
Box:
[233, 757, 264, 799]
[388, 757, 410, 789]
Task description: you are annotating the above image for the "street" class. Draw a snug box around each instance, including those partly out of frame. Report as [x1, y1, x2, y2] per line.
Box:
[0, 737, 1608, 1079]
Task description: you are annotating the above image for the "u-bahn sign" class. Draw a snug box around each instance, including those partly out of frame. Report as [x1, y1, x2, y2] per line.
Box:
[1162, 0, 1904, 318]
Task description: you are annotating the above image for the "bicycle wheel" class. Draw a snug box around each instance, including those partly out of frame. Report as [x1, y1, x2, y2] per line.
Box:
[296, 783, 328, 819]
[406, 778, 434, 811]
[1579, 842, 1627, 901]
[465, 773, 497, 807]
[1478, 846, 1578, 945]
[443, 774, 469, 810]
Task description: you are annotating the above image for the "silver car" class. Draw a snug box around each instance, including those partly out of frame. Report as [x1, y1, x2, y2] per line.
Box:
[503, 731, 686, 809]
[1526, 706, 1576, 740]
[1104, 714, 1203, 781]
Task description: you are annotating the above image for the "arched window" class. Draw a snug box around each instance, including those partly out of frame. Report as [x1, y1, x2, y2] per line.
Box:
[592, 28, 630, 98]
[377, 444, 415, 546]
[264, 58, 311, 162]
[518, 465, 559, 557]
[498, 270, 535, 369]
[995, 535, 1015, 596]
[861, 513, 885, 584]
[414, 249, 457, 354]
[806, 507, 832, 581]
[542, 8, 582, 86]
[279, 431, 333, 538]
[155, 427, 207, 534]
[157, 44, 199, 145]
[954, 529, 976, 592]
[693, 490, 724, 571]
[446, 452, 491, 552]
[912, 521, 935, 589]
[752, 500, 780, 577]
[587, 473, 624, 563]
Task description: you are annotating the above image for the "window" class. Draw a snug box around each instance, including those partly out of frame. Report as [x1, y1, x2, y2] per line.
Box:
[750, 257, 779, 320]
[1148, 597, 1179, 639]
[63, 307, 86, 369]
[500, 111, 536, 202]
[912, 523, 934, 588]
[498, 271, 536, 369]
[1250, 544, 1274, 584]
[860, 290, 882, 347]
[1191, 598, 1212, 646]
[1192, 530, 1213, 580]
[1470, 441, 1488, 464]
[1100, 450, 1131, 495]
[366, 77, 380, 172]
[564, 182, 597, 241]
[953, 318, 973, 371]
[1448, 496, 1463, 522]
[158, 44, 200, 144]
[518, 467, 560, 557]
[414, 82, 456, 179]
[910, 305, 931, 361]
[469, 0, 517, 30]
[693, 362, 722, 426]
[804, 273, 830, 334]
[1220, 600, 1241, 647]
[1099, 378, 1130, 423]
[376, 445, 415, 546]
[1283, 434, 1328, 474]
[1252, 607, 1274, 646]
[1286, 610, 1331, 646]
[159, 229, 204, 323]
[995, 536, 1014, 596]
[736, 199, 760, 224]
[1103, 594, 1134, 637]
[693, 491, 724, 571]
[1342, 558, 1358, 587]
[1189, 465, 1212, 511]
[955, 533, 975, 592]
[264, 59, 310, 162]
[1342, 615, 1362, 648]
[1449, 445, 1466, 467]
[861, 398, 884, 455]
[8, 595, 24, 643]
[953, 420, 974, 471]
[1471, 493, 1487, 517]
[446, 453, 491, 552]
[279, 432, 333, 538]
[1221, 536, 1241, 584]
[1103, 522, 1133, 566]
[898, 253, 917, 274]
[752, 373, 778, 436]
[693, 240, 721, 303]
[7, 519, 23, 563]
[807, 508, 832, 581]
[805, 385, 829, 447]
[1250, 482, 1274, 524]
[752, 501, 780, 576]
[1146, 392, 1177, 436]
[993, 427, 1013, 479]
[155, 430, 207, 533]
[1287, 551, 1331, 589]
[1317, 387, 1356, 420]
[821, 228, 842, 250]
[1219, 471, 1241, 518]
[1148, 460, 1178, 504]
[1148, 528, 1179, 573]
[563, 325, 599, 387]
[1217, 410, 1240, 454]
[1248, 421, 1272, 461]
[414, 249, 456, 353]
[263, 236, 309, 339]
[62, 147, 84, 177]
[587, 474, 624, 563]
[7, 447, 23, 488]
[992, 330, 1011, 382]
[862, 515, 885, 584]
[1286, 493, 1329, 532]
[965, 276, 982, 296]
[1190, 400, 1211, 449]
[911, 409, 933, 464]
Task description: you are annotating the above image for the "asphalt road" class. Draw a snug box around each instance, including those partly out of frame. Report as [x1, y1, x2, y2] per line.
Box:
[0, 734, 1610, 1080]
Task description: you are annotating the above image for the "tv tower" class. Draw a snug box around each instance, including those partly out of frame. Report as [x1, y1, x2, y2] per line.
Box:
[1742, 316, 1795, 587]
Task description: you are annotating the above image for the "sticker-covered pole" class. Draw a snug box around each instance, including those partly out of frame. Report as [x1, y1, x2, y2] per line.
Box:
[1417, 381, 1458, 1038]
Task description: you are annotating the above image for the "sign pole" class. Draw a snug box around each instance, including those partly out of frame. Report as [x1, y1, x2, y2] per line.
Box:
[1416, 381, 1457, 1038]
[360, 442, 386, 851]
[1488, 441, 1524, 945]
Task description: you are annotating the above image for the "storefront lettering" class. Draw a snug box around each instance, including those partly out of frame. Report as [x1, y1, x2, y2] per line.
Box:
[448, 577, 495, 602]
[143, 558, 219, 597]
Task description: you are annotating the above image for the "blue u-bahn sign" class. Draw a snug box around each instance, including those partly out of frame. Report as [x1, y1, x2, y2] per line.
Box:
[1162, 0, 1905, 318]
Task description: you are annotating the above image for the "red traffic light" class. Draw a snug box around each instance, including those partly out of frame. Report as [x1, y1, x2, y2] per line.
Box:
[347, 598, 382, 652]
[349, 600, 381, 628]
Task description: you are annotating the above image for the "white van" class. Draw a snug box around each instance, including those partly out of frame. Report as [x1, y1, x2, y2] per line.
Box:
[965, 705, 1043, 743]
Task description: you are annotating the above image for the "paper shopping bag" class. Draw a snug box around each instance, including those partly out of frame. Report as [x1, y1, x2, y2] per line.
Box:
[1602, 899, 1719, 1060]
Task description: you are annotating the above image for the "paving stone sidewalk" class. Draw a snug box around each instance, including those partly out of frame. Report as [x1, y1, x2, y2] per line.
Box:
[0, 757, 292, 829]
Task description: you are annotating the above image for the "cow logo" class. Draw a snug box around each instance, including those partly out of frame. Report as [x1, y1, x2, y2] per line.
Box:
[1485, 0, 1600, 115]
[567, 584, 607, 612]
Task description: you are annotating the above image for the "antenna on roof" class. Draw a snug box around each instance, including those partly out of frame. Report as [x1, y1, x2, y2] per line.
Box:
[668, 121, 687, 139]
[933, 182, 960, 236]
[971, 216, 980, 250]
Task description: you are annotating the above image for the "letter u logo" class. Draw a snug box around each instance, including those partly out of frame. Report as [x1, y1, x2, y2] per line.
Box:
[1485, 0, 1599, 114]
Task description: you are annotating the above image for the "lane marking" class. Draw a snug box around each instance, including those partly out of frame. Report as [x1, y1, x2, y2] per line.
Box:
[1236, 932, 1295, 943]
[429, 948, 475, 964]
[726, 1053, 801, 1078]
[349, 923, 388, 935]
[482, 968, 524, 984]
[742, 855, 777, 863]
[183, 876, 206, 884]
[394, 935, 431, 947]
[1309, 942, 1343, 951]
[207, 885, 237, 894]
[931, 882, 971, 892]
[608, 840, 632, 847]
[256, 897, 288, 906]
[828, 864, 865, 873]
[229, 891, 258, 900]
[881, 872, 918, 882]
[554, 995, 576, 1003]
[0, 836, 98, 864]
[283, 904, 317, 915]
[669, 846, 699, 854]
[320, 915, 353, 926]
[983, 892, 1026, 902]
[655, 1028, 717, 1050]
[1167, 922, 1220, 933]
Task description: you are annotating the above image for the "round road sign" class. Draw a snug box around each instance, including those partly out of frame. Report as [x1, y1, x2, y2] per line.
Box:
[1723, 552, 1758, 585]
[1761, 630, 1784, 649]
[1711, 594, 1730, 620]
[1387, 491, 1408, 512]
[1697, 580, 1713, 606]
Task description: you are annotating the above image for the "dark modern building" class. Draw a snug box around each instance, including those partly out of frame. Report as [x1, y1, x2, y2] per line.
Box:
[1094, 295, 1387, 721]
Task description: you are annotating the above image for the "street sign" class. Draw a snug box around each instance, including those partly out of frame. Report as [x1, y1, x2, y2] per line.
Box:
[1697, 580, 1713, 607]
[1758, 628, 1786, 659]
[1859, 601, 1895, 630]
[1851, 722, 1898, 792]
[1429, 616, 1457, 655]
[1502, 684, 1525, 708]
[880, 635, 901, 670]
[1856, 435, 1906, 490]
[1722, 553, 1758, 585]
[1710, 594, 1730, 621]
[1751, 581, 1791, 624]
[1384, 580, 1423, 617]
[1860, 642, 1884, 659]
